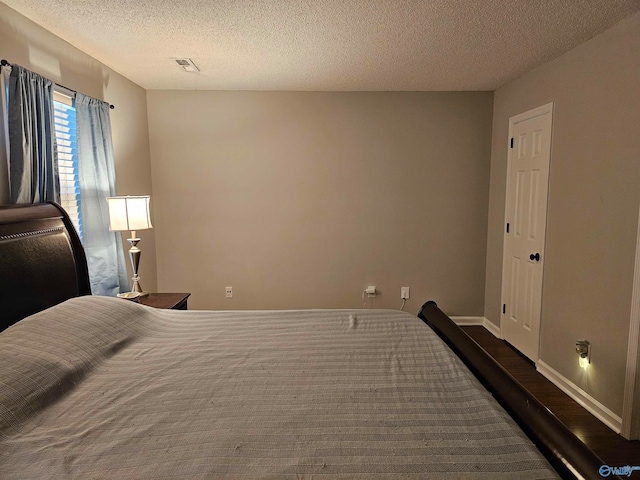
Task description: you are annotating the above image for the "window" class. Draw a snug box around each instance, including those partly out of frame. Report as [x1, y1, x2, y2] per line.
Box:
[53, 90, 83, 240]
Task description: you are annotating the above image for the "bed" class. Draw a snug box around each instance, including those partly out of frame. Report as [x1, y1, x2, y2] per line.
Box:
[0, 203, 613, 479]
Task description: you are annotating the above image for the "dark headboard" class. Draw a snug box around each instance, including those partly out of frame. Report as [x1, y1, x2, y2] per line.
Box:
[0, 202, 91, 331]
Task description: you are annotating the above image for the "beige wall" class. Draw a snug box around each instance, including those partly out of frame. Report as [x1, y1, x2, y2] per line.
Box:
[147, 91, 493, 313]
[0, 3, 157, 292]
[485, 12, 640, 416]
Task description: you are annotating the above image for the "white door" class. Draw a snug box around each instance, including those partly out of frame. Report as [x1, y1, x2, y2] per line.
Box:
[501, 103, 553, 362]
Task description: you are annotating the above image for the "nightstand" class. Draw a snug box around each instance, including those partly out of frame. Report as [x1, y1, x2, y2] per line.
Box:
[136, 293, 191, 310]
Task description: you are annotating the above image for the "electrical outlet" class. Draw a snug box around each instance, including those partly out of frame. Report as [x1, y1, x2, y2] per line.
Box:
[365, 286, 376, 296]
[401, 287, 410, 300]
[225, 286, 233, 298]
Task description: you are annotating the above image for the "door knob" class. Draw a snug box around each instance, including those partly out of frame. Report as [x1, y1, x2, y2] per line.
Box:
[530, 253, 541, 261]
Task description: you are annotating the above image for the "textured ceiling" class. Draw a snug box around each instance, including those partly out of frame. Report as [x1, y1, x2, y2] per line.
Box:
[2, 0, 639, 91]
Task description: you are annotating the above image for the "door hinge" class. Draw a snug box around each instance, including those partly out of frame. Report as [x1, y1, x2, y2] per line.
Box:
[506, 222, 510, 233]
[503, 304, 506, 314]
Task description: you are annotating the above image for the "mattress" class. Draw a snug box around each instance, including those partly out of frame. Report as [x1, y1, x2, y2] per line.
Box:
[0, 296, 558, 479]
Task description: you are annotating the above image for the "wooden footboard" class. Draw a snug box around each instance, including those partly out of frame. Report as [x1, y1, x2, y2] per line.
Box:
[418, 300, 616, 480]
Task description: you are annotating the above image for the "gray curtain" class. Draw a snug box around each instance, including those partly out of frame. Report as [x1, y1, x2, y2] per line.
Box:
[75, 93, 128, 296]
[7, 65, 59, 203]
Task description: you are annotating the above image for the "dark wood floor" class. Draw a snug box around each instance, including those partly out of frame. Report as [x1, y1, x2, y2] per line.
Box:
[461, 326, 640, 467]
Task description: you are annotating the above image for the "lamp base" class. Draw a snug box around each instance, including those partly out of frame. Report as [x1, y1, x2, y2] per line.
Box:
[131, 274, 148, 297]
[127, 237, 148, 297]
[117, 292, 142, 300]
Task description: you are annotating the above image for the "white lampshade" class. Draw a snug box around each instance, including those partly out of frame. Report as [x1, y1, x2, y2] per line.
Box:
[107, 196, 153, 232]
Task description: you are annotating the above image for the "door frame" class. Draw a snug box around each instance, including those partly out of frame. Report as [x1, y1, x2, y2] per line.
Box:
[622, 204, 640, 440]
[499, 102, 554, 363]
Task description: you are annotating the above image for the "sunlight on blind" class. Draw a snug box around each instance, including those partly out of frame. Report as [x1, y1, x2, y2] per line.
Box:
[54, 97, 83, 240]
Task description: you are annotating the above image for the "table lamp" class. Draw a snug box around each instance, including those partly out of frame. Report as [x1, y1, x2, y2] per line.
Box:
[107, 195, 153, 296]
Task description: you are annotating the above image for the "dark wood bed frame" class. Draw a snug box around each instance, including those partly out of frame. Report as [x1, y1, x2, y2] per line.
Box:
[418, 301, 611, 480]
[0, 202, 614, 480]
[0, 202, 90, 331]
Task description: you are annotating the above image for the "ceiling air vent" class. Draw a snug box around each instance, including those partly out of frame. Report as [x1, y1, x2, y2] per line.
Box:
[173, 58, 199, 73]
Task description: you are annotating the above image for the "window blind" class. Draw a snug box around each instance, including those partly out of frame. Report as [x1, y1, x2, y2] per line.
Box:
[53, 95, 83, 240]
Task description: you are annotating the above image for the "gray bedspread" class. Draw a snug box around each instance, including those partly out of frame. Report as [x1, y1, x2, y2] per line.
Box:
[0, 296, 558, 479]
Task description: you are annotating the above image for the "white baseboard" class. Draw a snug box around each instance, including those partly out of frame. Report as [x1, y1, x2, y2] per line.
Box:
[537, 360, 622, 434]
[451, 316, 502, 339]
